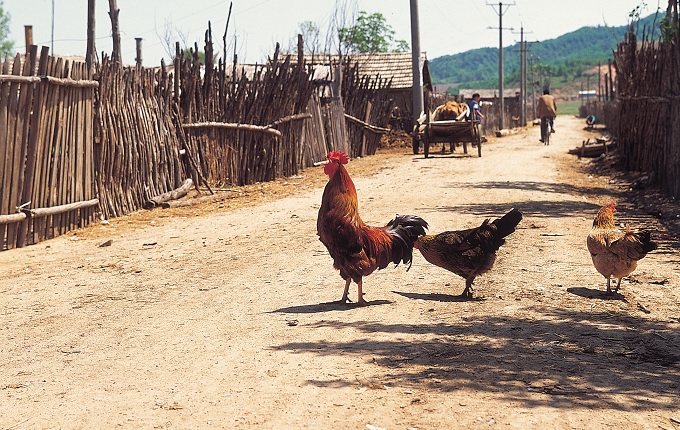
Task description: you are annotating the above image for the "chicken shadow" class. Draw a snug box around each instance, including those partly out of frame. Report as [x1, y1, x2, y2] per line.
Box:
[272, 299, 392, 314]
[567, 286, 628, 301]
[392, 291, 485, 302]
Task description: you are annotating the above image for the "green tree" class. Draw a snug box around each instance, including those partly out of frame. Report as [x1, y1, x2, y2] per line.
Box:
[0, 0, 15, 57]
[339, 11, 408, 53]
[298, 21, 322, 54]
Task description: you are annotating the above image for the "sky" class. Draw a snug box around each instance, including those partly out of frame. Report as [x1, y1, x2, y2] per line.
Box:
[3, 0, 664, 66]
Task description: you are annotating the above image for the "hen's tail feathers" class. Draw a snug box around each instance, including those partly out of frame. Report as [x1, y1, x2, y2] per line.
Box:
[491, 208, 523, 239]
[386, 214, 429, 270]
[636, 230, 659, 254]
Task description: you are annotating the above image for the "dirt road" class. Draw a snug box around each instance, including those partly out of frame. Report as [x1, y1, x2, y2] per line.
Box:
[2, 116, 679, 429]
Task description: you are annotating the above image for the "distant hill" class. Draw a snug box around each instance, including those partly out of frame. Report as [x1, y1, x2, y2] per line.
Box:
[429, 12, 664, 90]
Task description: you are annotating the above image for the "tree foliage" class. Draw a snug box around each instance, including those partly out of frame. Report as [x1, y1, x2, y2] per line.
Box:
[297, 21, 323, 54]
[430, 12, 663, 88]
[339, 11, 408, 53]
[0, 0, 15, 57]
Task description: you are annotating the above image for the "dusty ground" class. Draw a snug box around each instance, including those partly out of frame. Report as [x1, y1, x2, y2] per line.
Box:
[1, 116, 679, 430]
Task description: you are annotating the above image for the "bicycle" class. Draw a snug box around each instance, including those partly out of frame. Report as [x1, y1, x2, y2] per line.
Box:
[540, 116, 554, 145]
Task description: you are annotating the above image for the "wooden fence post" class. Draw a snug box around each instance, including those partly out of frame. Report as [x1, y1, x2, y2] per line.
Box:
[17, 46, 49, 248]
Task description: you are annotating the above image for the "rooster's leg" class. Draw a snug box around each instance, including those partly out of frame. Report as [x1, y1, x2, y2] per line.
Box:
[340, 278, 352, 303]
[460, 276, 475, 299]
[357, 279, 367, 306]
[606, 276, 612, 294]
[613, 277, 623, 293]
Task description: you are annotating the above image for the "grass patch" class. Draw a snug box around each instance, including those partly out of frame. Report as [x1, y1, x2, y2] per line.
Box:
[558, 100, 584, 117]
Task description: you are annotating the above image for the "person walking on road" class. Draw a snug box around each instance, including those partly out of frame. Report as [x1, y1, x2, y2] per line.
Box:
[537, 89, 557, 143]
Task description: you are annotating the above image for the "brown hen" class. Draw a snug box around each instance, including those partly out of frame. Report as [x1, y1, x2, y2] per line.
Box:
[414, 209, 522, 299]
[587, 202, 657, 293]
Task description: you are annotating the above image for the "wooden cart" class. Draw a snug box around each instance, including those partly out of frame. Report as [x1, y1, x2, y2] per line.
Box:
[413, 113, 482, 158]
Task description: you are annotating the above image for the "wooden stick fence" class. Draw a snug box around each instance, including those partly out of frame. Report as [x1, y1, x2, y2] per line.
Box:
[177, 33, 316, 186]
[614, 3, 680, 199]
[341, 62, 394, 157]
[0, 47, 97, 250]
[1, 24, 400, 251]
[95, 57, 188, 219]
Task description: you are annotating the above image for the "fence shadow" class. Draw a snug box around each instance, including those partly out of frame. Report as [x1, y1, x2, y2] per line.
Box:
[270, 308, 680, 410]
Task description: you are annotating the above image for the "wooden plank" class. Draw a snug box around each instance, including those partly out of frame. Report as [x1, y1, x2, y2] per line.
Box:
[4, 53, 30, 249]
[83, 60, 95, 227]
[49, 57, 66, 237]
[71, 59, 84, 233]
[17, 46, 49, 248]
[0, 56, 11, 248]
[35, 55, 60, 241]
[56, 57, 73, 235]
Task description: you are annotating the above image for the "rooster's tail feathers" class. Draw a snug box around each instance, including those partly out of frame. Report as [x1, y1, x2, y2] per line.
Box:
[386, 214, 429, 270]
[491, 208, 523, 239]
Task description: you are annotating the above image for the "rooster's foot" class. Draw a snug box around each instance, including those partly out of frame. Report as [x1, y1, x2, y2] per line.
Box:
[459, 288, 473, 300]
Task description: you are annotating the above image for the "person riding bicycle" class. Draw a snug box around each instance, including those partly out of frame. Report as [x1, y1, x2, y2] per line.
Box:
[536, 88, 557, 143]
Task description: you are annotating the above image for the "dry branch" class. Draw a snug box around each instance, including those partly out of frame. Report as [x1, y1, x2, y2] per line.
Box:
[343, 113, 389, 134]
[28, 199, 100, 218]
[143, 178, 193, 209]
[0, 74, 99, 88]
[0, 212, 27, 225]
[268, 112, 312, 128]
[181, 122, 283, 137]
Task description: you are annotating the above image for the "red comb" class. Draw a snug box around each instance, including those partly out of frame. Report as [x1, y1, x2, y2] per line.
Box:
[326, 150, 349, 165]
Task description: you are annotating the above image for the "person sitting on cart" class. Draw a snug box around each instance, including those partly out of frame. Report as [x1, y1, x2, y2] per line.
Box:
[467, 93, 485, 124]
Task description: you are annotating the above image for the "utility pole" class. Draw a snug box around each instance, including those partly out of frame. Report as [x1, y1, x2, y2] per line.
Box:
[487, 2, 514, 130]
[513, 26, 531, 127]
[529, 55, 536, 119]
[519, 29, 525, 126]
[410, 0, 424, 126]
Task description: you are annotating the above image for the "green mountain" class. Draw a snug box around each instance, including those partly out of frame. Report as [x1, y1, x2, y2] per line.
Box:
[429, 12, 664, 89]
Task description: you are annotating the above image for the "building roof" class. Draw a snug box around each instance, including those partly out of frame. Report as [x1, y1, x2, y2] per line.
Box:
[287, 52, 428, 90]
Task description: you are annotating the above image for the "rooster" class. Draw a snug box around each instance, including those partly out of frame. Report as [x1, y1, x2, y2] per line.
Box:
[587, 201, 657, 293]
[317, 150, 428, 305]
[414, 209, 522, 299]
